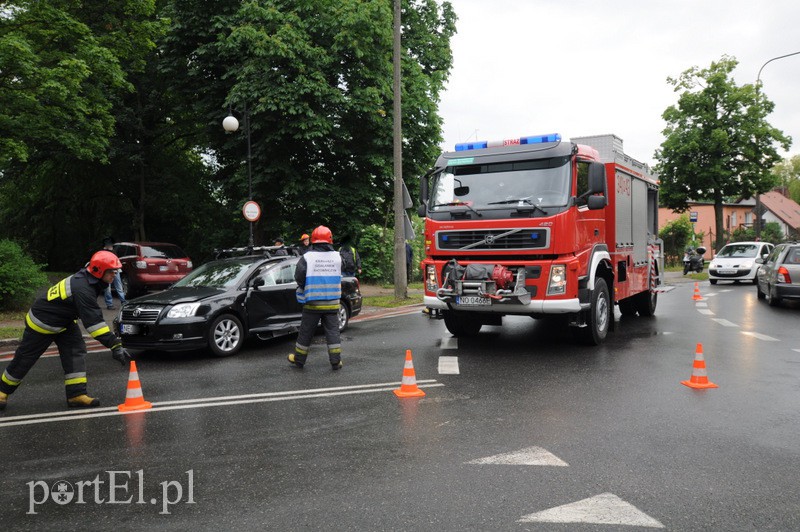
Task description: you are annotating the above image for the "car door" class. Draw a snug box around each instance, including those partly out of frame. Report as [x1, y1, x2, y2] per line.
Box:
[245, 262, 302, 332]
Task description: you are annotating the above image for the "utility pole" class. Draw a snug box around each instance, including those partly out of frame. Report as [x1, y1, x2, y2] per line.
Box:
[754, 51, 800, 239]
[392, 0, 407, 299]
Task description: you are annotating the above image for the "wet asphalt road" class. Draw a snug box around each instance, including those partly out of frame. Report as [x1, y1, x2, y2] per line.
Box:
[2, 281, 800, 530]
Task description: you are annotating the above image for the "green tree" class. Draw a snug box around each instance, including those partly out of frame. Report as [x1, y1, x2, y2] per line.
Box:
[771, 155, 800, 204]
[658, 215, 694, 266]
[655, 56, 791, 251]
[731, 221, 784, 245]
[0, 0, 130, 168]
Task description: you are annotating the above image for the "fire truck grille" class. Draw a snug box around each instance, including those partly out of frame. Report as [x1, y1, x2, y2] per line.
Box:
[437, 228, 549, 250]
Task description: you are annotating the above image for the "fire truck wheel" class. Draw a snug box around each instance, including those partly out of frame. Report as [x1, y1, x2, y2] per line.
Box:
[618, 298, 637, 316]
[442, 310, 482, 337]
[634, 289, 657, 317]
[580, 277, 610, 345]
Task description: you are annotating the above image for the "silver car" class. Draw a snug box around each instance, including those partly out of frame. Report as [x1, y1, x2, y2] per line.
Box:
[756, 243, 800, 306]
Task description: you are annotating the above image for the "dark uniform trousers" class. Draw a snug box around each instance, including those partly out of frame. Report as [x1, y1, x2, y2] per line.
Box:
[294, 309, 341, 365]
[0, 322, 89, 399]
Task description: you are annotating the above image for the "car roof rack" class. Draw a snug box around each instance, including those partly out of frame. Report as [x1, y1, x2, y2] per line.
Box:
[213, 245, 301, 260]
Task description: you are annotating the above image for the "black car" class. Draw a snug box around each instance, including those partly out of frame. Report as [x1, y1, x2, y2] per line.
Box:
[115, 254, 362, 357]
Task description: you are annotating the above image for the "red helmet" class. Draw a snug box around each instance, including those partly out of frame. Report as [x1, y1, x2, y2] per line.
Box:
[87, 250, 122, 278]
[311, 225, 333, 244]
[300, 234, 310, 241]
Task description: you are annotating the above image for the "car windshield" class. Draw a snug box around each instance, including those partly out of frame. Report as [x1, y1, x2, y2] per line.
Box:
[172, 259, 253, 288]
[142, 245, 187, 259]
[429, 156, 571, 211]
[717, 244, 758, 258]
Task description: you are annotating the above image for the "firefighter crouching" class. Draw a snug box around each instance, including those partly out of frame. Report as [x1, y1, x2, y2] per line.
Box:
[0, 251, 134, 410]
[288, 225, 343, 370]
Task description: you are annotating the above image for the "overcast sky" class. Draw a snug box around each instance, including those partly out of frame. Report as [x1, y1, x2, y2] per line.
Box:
[438, 0, 800, 167]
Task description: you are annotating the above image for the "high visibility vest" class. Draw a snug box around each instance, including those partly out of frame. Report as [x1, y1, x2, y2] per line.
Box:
[296, 251, 341, 305]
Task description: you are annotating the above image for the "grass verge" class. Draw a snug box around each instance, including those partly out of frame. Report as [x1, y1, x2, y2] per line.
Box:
[362, 294, 423, 308]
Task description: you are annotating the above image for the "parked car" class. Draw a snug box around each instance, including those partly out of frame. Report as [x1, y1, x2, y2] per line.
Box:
[115, 253, 362, 357]
[756, 243, 800, 306]
[113, 242, 193, 297]
[708, 241, 773, 285]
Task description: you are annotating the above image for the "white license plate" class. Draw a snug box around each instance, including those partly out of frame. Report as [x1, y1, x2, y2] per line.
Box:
[456, 296, 491, 306]
[120, 324, 139, 335]
[718, 269, 736, 274]
[159, 265, 168, 272]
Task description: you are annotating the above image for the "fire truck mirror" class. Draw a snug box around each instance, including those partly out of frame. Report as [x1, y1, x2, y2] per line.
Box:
[454, 186, 470, 197]
[587, 195, 607, 210]
[417, 204, 427, 217]
[588, 162, 607, 195]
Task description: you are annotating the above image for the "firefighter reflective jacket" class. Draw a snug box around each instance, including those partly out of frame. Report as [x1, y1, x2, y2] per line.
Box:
[294, 243, 342, 311]
[26, 269, 121, 349]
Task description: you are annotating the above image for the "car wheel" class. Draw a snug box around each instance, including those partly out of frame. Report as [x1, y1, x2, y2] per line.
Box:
[338, 300, 350, 332]
[709, 279, 717, 285]
[208, 314, 244, 357]
[767, 285, 782, 307]
[756, 281, 766, 300]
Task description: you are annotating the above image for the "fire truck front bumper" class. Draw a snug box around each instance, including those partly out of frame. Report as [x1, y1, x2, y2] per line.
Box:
[424, 295, 585, 314]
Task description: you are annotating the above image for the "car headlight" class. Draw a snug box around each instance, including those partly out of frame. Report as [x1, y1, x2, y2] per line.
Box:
[740, 261, 753, 269]
[167, 303, 201, 318]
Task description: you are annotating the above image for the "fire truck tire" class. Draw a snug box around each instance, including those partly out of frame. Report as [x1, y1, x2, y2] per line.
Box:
[634, 289, 657, 317]
[618, 298, 637, 316]
[580, 277, 610, 345]
[442, 310, 482, 337]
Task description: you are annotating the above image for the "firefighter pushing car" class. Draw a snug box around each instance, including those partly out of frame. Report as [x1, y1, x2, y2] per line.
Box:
[0, 251, 134, 410]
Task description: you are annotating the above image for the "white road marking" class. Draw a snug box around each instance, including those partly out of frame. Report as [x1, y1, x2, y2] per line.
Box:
[697, 309, 714, 315]
[741, 331, 780, 342]
[705, 292, 720, 296]
[793, 349, 800, 353]
[440, 337, 458, 350]
[695, 302, 708, 307]
[712, 318, 739, 327]
[518, 492, 664, 528]
[0, 380, 444, 428]
[438, 356, 459, 374]
[467, 446, 568, 466]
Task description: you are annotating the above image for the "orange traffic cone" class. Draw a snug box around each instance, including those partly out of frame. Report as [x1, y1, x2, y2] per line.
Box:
[681, 343, 718, 389]
[118, 361, 153, 412]
[393, 349, 426, 398]
[692, 282, 703, 301]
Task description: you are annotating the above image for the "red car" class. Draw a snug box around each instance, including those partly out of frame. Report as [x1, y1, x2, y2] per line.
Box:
[113, 242, 193, 297]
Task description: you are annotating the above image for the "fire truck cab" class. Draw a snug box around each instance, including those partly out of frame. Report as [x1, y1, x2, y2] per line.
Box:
[418, 133, 663, 345]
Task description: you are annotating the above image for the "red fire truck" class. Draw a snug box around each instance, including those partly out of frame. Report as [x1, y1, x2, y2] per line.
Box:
[418, 133, 663, 345]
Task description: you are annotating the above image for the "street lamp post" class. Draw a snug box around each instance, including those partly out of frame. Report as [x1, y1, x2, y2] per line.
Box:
[223, 103, 255, 247]
[754, 51, 800, 239]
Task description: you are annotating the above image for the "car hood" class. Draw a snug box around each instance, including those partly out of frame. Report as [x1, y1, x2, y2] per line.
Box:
[129, 286, 225, 305]
[711, 257, 755, 266]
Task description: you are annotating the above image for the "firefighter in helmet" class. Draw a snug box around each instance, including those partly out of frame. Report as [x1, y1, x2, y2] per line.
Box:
[0, 250, 134, 410]
[288, 225, 343, 370]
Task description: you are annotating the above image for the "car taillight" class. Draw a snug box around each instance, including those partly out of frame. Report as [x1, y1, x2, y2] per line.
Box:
[135, 260, 147, 269]
[187, 261, 193, 269]
[777, 266, 791, 283]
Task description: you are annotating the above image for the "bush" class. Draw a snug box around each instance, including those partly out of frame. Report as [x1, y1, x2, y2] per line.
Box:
[0, 240, 49, 310]
[659, 215, 694, 266]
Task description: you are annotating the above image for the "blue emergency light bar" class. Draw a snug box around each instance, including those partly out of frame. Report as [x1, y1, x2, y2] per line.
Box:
[455, 133, 561, 152]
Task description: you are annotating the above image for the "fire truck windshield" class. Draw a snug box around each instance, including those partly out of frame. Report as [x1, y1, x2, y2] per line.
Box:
[429, 157, 571, 214]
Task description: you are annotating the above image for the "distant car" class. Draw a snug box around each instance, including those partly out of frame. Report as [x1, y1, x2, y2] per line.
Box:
[115, 254, 362, 357]
[708, 241, 773, 285]
[113, 242, 193, 297]
[756, 243, 800, 306]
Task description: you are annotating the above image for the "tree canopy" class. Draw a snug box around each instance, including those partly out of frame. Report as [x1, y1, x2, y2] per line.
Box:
[0, 0, 456, 269]
[655, 55, 791, 251]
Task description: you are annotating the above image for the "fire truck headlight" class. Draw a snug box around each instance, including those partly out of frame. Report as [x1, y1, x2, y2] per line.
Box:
[425, 265, 438, 292]
[547, 265, 567, 295]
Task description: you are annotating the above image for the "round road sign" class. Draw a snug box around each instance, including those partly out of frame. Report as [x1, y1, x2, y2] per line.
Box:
[243, 201, 261, 222]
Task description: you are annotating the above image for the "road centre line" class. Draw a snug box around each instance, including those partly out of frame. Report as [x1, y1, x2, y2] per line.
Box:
[0, 380, 443, 428]
[741, 331, 780, 342]
[696, 309, 714, 315]
[712, 318, 738, 327]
